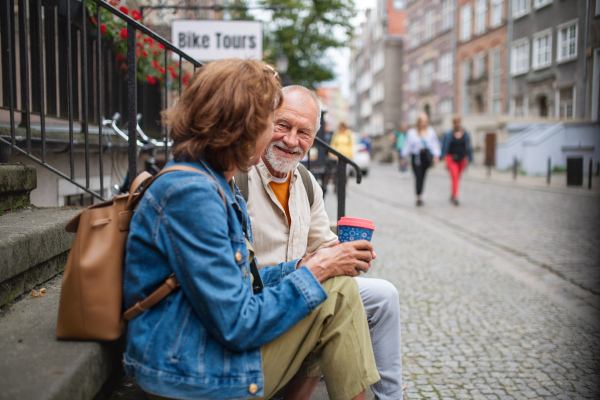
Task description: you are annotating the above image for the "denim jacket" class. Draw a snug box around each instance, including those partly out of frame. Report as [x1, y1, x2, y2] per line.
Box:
[441, 130, 473, 162]
[123, 159, 327, 400]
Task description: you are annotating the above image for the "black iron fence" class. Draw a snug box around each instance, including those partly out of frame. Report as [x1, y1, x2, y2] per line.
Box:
[0, 0, 356, 217]
[0, 0, 201, 200]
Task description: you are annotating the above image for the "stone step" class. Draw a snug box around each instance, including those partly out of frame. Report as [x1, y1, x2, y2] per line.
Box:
[0, 274, 123, 400]
[0, 207, 79, 306]
[0, 164, 37, 211]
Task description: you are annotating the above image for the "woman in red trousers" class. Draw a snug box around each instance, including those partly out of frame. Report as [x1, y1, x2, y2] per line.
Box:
[441, 116, 473, 206]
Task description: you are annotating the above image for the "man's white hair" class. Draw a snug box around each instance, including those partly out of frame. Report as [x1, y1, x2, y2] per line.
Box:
[281, 85, 321, 132]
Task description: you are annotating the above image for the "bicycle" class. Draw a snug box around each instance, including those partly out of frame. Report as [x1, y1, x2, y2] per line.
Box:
[102, 112, 172, 194]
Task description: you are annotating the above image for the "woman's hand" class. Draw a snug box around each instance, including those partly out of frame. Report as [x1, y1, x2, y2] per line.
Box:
[300, 240, 375, 283]
[433, 156, 440, 165]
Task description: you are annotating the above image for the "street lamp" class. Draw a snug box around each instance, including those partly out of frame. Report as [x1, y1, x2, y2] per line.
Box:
[275, 53, 293, 86]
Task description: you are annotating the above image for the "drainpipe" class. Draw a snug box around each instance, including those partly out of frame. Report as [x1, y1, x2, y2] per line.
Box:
[505, 0, 513, 115]
[581, 0, 590, 119]
[452, 0, 457, 115]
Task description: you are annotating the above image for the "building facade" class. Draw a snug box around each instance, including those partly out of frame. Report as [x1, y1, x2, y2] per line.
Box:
[402, 0, 457, 132]
[509, 0, 590, 120]
[349, 0, 405, 139]
[456, 0, 509, 117]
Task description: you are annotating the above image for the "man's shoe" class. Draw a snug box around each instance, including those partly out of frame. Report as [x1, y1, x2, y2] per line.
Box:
[452, 197, 459, 206]
[416, 199, 423, 206]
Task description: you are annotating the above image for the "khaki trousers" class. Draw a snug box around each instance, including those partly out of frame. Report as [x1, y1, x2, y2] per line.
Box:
[146, 276, 379, 400]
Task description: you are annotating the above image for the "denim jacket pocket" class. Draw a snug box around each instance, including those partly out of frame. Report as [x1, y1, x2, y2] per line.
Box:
[169, 303, 193, 362]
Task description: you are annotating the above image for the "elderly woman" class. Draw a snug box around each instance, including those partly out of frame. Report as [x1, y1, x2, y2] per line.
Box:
[123, 59, 379, 400]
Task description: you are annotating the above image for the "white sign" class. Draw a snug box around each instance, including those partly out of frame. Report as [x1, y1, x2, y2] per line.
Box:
[171, 20, 262, 62]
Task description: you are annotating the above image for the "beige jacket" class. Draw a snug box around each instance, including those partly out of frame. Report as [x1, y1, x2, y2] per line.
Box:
[245, 159, 337, 269]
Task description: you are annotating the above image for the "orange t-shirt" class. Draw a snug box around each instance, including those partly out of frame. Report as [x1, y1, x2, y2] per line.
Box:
[268, 173, 292, 227]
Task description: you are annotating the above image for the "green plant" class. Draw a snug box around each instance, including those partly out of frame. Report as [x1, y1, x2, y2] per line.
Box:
[2, 284, 16, 308]
[552, 165, 567, 173]
[85, 0, 193, 88]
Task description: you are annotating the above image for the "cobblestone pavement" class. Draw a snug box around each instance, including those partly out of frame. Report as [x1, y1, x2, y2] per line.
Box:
[321, 162, 600, 399]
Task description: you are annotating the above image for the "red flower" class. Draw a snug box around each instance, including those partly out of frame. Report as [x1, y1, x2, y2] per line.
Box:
[148, 37, 154, 44]
[182, 76, 189, 85]
[170, 71, 177, 79]
[116, 53, 124, 61]
[158, 43, 165, 50]
[121, 63, 127, 71]
[158, 67, 165, 74]
[153, 50, 159, 55]
[120, 28, 127, 39]
[167, 66, 174, 72]
[131, 10, 142, 21]
[100, 24, 107, 35]
[119, 6, 129, 15]
[153, 61, 159, 68]
[90, 16, 97, 25]
[142, 51, 148, 57]
[146, 75, 156, 85]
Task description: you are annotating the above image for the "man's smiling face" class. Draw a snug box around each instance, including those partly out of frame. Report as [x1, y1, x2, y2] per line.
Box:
[262, 90, 319, 178]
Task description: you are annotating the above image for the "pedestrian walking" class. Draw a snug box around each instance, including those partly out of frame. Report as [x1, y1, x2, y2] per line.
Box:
[441, 115, 473, 206]
[391, 124, 408, 177]
[401, 113, 441, 206]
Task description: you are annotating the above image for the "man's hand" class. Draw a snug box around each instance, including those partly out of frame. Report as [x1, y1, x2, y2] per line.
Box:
[300, 240, 375, 283]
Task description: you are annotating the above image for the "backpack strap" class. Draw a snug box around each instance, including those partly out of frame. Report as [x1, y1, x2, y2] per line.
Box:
[297, 163, 314, 208]
[122, 165, 227, 321]
[234, 165, 314, 208]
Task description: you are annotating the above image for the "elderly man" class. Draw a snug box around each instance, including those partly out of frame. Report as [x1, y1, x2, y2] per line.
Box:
[240, 85, 403, 400]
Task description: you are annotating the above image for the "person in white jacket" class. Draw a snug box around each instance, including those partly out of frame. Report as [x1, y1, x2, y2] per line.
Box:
[400, 112, 441, 206]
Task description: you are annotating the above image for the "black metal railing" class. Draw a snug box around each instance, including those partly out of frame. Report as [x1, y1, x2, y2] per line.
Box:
[0, 0, 355, 216]
[304, 137, 361, 221]
[0, 0, 201, 201]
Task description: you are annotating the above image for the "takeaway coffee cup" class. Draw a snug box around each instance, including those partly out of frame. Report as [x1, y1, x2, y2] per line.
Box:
[337, 217, 375, 243]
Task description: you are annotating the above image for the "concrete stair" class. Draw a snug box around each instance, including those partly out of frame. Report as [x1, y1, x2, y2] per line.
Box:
[0, 164, 123, 400]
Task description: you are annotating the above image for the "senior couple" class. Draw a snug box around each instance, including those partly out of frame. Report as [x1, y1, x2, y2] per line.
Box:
[123, 59, 402, 400]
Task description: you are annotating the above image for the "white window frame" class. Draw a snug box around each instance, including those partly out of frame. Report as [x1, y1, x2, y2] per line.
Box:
[421, 60, 435, 89]
[438, 52, 453, 82]
[532, 29, 552, 70]
[439, 99, 453, 115]
[513, 0, 530, 19]
[424, 10, 435, 42]
[460, 5, 473, 42]
[558, 86, 576, 119]
[475, 0, 488, 35]
[409, 19, 421, 49]
[409, 68, 420, 92]
[557, 20, 578, 63]
[473, 53, 486, 78]
[533, 0, 552, 10]
[461, 60, 471, 114]
[490, 49, 502, 115]
[490, 0, 503, 28]
[511, 38, 530, 76]
[441, 0, 454, 32]
[393, 0, 405, 10]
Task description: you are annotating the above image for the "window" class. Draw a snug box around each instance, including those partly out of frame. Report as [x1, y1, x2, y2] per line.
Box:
[513, 0, 530, 18]
[421, 60, 435, 89]
[424, 10, 435, 42]
[409, 68, 419, 92]
[475, 0, 488, 35]
[473, 54, 486, 78]
[533, 0, 552, 9]
[393, 0, 405, 10]
[559, 87, 574, 118]
[532, 30, 552, 70]
[461, 60, 471, 114]
[438, 52, 453, 82]
[511, 39, 530, 75]
[557, 21, 578, 63]
[490, 0, 503, 28]
[514, 96, 525, 116]
[491, 50, 502, 115]
[441, 0, 454, 31]
[439, 99, 453, 115]
[460, 5, 473, 41]
[409, 19, 420, 48]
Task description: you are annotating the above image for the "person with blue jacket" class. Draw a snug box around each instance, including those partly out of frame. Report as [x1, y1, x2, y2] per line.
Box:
[441, 115, 473, 206]
[123, 59, 379, 400]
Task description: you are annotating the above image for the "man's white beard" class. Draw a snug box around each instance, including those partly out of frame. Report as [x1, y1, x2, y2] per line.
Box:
[265, 140, 303, 173]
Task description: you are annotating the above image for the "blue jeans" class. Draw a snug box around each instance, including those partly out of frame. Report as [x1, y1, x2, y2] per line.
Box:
[356, 277, 403, 400]
[398, 150, 407, 173]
